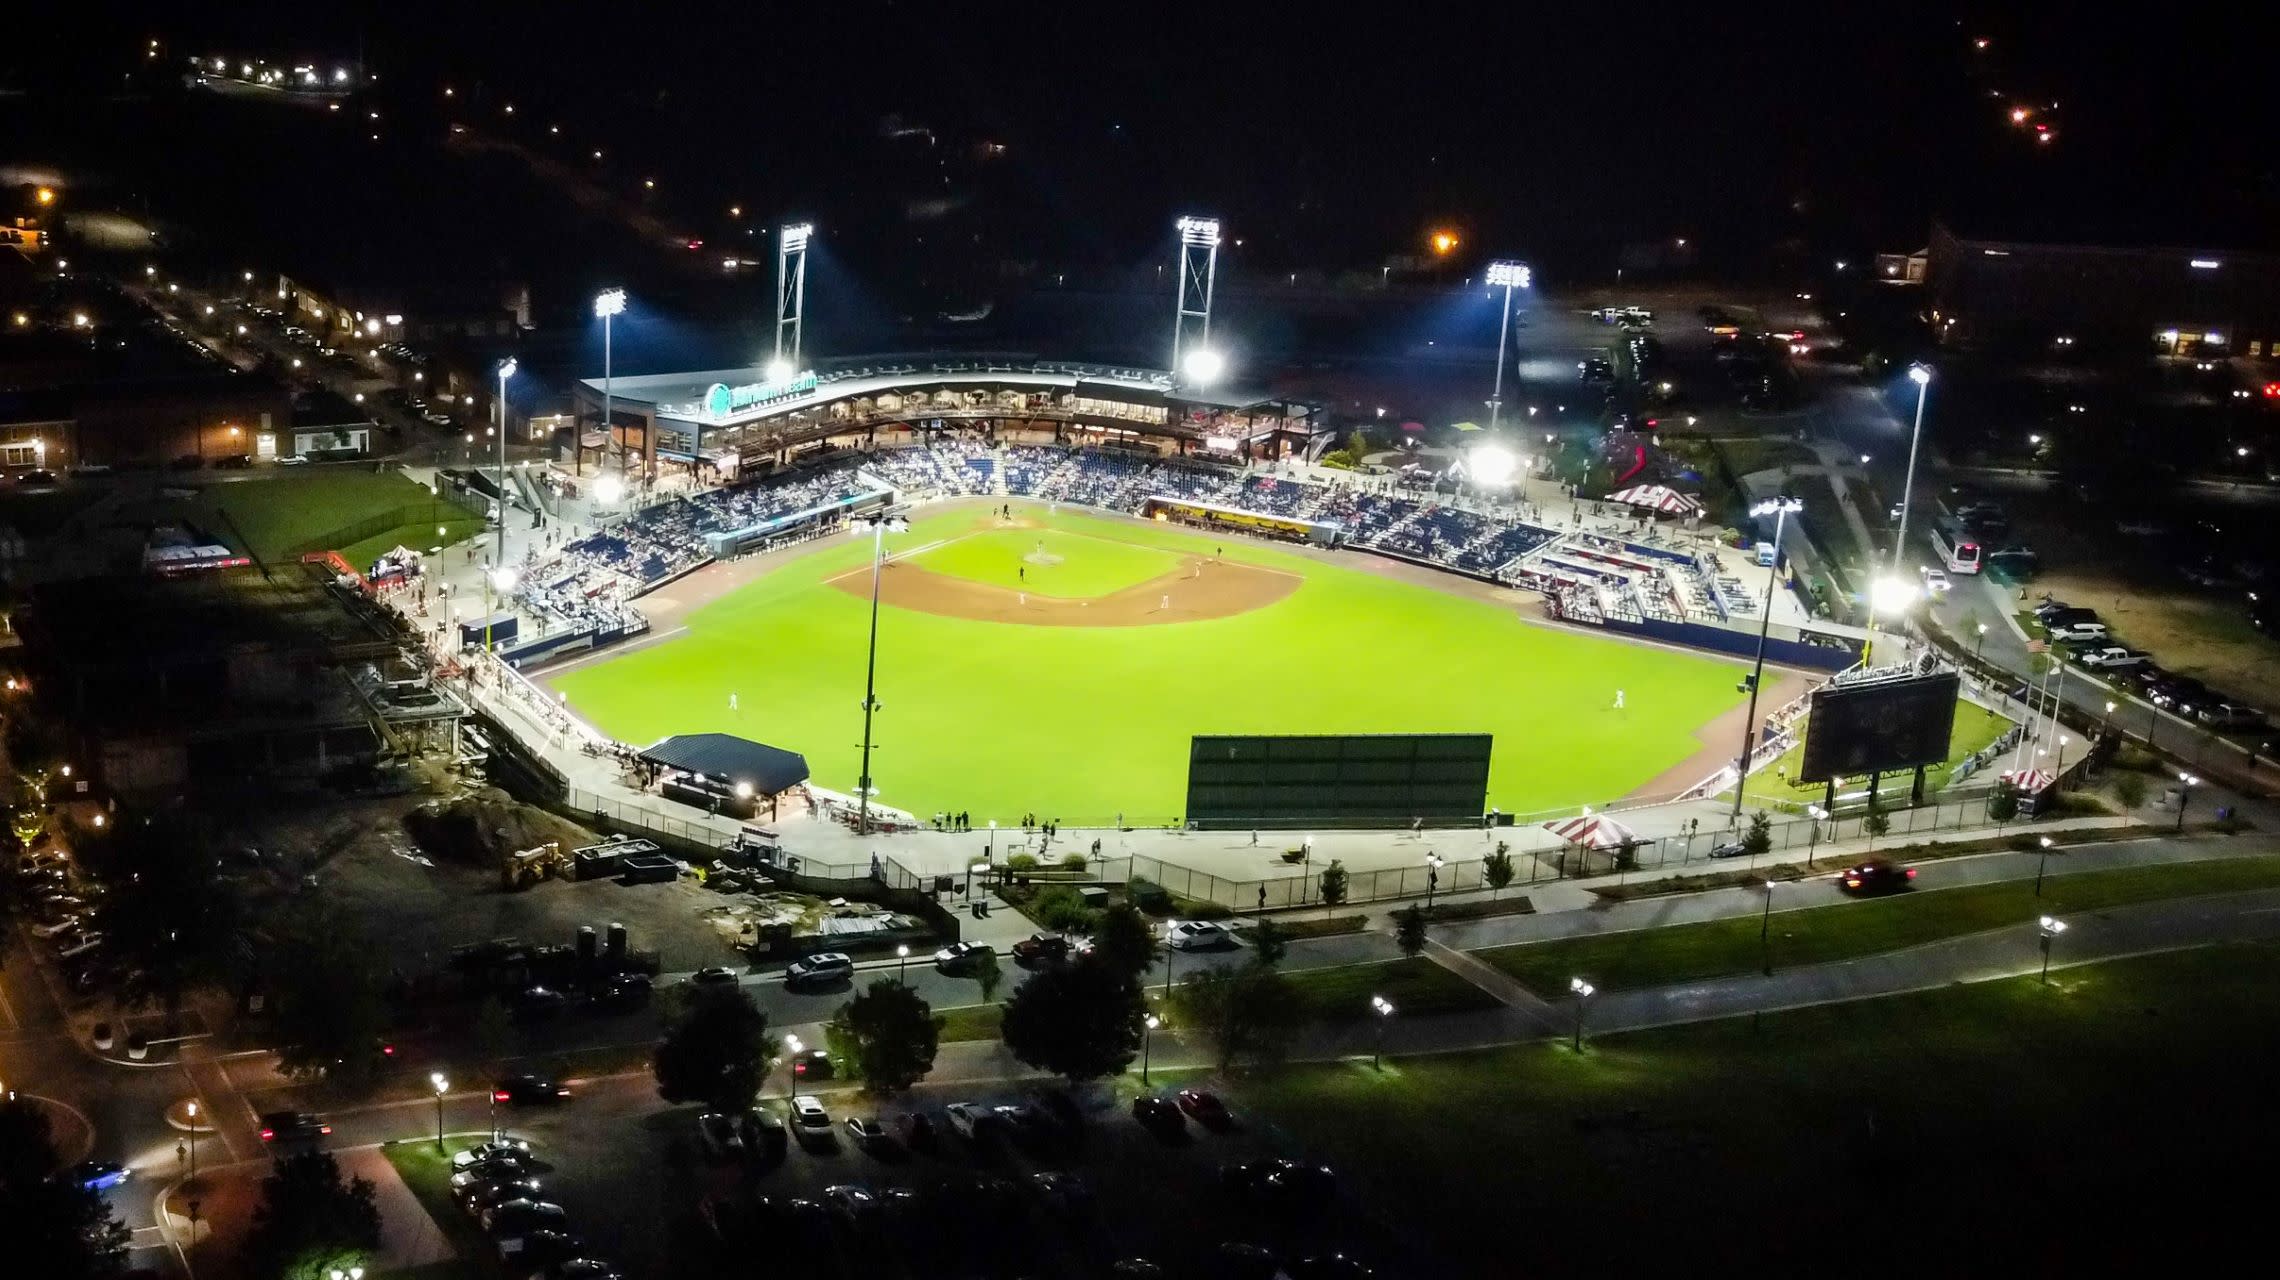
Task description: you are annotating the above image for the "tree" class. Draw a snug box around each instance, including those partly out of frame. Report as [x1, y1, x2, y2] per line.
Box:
[653, 985, 773, 1112]
[1864, 794, 1891, 846]
[264, 907, 390, 1086]
[1318, 859, 1350, 907]
[1483, 845, 1515, 901]
[75, 814, 246, 1027]
[828, 978, 942, 1093]
[1169, 963, 1299, 1069]
[1346, 428, 1369, 461]
[1393, 905, 1428, 958]
[1088, 901, 1159, 981]
[1742, 811, 1773, 859]
[1987, 780, 2020, 828]
[243, 1150, 380, 1280]
[970, 947, 1005, 1005]
[999, 958, 1144, 1083]
[0, 1098, 129, 1280]
[1249, 917, 1289, 968]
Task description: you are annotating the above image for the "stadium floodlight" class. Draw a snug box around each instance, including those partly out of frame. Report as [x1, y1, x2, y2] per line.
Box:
[765, 356, 797, 385]
[593, 287, 627, 319]
[1176, 215, 1221, 247]
[488, 565, 518, 592]
[1870, 575, 1918, 617]
[593, 473, 625, 506]
[1469, 444, 1519, 486]
[1732, 495, 1805, 821]
[1485, 260, 1532, 289]
[1181, 346, 1226, 386]
[780, 222, 814, 253]
[594, 289, 629, 479]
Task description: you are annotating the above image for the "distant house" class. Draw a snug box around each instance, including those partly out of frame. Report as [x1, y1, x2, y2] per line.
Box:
[288, 390, 376, 459]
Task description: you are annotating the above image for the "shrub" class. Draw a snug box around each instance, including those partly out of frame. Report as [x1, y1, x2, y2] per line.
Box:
[1006, 853, 1040, 872]
[2113, 772, 2149, 809]
[1030, 885, 1097, 932]
[1188, 901, 1234, 921]
[1058, 853, 1089, 873]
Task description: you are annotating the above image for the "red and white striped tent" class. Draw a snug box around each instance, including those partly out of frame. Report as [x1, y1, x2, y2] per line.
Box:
[2000, 768, 2056, 793]
[1606, 484, 1705, 517]
[1542, 811, 1641, 850]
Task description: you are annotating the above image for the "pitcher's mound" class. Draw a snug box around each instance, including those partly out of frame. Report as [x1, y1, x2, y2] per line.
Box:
[1024, 551, 1066, 568]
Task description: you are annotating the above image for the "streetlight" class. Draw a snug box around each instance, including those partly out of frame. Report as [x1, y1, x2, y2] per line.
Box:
[493, 357, 517, 567]
[2055, 733, 2070, 775]
[1975, 621, 1990, 663]
[1424, 853, 1445, 909]
[1805, 805, 1828, 869]
[592, 288, 627, 478]
[897, 944, 910, 984]
[1569, 977, 1595, 1052]
[2035, 836, 2054, 895]
[785, 1035, 805, 1102]
[185, 1100, 200, 1178]
[1371, 995, 1395, 1069]
[2176, 772, 2199, 832]
[2103, 700, 2117, 732]
[848, 509, 908, 836]
[430, 1073, 448, 1150]
[986, 820, 997, 860]
[1760, 880, 1777, 974]
[1732, 496, 1803, 821]
[485, 565, 518, 653]
[1881, 360, 1933, 603]
[2038, 915, 2067, 984]
[1141, 1014, 1160, 1083]
[1484, 261, 1532, 432]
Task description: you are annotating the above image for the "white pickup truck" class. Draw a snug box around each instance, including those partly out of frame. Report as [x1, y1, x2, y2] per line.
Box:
[2073, 646, 2148, 670]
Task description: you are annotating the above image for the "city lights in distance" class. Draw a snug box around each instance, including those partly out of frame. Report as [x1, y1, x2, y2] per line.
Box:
[1430, 229, 1460, 256]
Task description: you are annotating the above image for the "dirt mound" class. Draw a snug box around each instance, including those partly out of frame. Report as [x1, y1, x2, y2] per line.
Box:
[402, 788, 598, 867]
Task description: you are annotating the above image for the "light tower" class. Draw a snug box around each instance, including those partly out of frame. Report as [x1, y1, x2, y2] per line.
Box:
[1171, 216, 1221, 381]
[1484, 261, 1532, 432]
[773, 222, 813, 378]
[593, 288, 626, 478]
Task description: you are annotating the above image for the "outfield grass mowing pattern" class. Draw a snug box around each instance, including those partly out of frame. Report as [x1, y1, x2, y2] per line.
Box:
[912, 525, 1185, 598]
[554, 505, 1755, 824]
[1479, 854, 2280, 996]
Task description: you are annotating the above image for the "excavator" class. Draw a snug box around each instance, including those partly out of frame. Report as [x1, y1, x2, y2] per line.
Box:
[501, 841, 570, 891]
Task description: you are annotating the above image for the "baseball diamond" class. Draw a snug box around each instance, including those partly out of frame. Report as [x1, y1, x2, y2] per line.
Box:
[546, 499, 1774, 825]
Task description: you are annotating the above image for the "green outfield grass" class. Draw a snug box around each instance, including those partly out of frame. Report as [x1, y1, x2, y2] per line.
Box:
[552, 503, 1759, 823]
[912, 524, 1184, 597]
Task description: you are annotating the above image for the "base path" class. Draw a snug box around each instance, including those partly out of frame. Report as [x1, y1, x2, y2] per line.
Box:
[827, 551, 1301, 626]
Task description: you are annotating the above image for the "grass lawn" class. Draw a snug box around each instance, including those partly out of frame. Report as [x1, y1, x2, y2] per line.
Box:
[336, 516, 488, 569]
[1735, 699, 2013, 807]
[121, 470, 483, 563]
[1224, 942, 2280, 1274]
[912, 525, 1182, 597]
[1284, 956, 1500, 1021]
[552, 503, 1753, 823]
[1479, 854, 2280, 996]
[937, 1001, 1003, 1042]
[382, 1140, 488, 1263]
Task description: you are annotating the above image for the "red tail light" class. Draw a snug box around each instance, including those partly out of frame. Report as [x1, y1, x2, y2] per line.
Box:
[1905, 868, 1917, 878]
[318, 1125, 332, 1135]
[260, 1128, 275, 1140]
[494, 1091, 512, 1102]
[381, 1043, 395, 1056]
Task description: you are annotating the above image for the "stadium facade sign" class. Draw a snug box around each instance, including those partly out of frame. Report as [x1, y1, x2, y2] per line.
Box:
[703, 371, 818, 419]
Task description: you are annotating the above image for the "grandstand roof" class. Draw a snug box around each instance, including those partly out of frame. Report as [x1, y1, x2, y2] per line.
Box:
[638, 732, 811, 795]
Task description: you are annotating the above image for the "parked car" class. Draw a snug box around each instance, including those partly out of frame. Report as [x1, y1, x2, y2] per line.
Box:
[741, 1107, 787, 1161]
[587, 973, 653, 1012]
[257, 1111, 331, 1144]
[1221, 1158, 1338, 1217]
[1706, 840, 1750, 859]
[1029, 1170, 1094, 1217]
[1837, 859, 1916, 895]
[1166, 920, 1236, 951]
[2151, 677, 2210, 711]
[695, 1112, 744, 1161]
[493, 1074, 571, 1106]
[790, 1095, 836, 1149]
[1132, 1095, 1186, 1135]
[451, 1138, 533, 1170]
[1919, 566, 1952, 596]
[458, 1178, 545, 1216]
[823, 1184, 882, 1227]
[789, 1048, 835, 1081]
[1012, 932, 1071, 965]
[784, 952, 854, 986]
[2073, 646, 2149, 670]
[2196, 702, 2269, 729]
[686, 966, 740, 989]
[844, 1117, 892, 1151]
[943, 1102, 987, 1141]
[1177, 1088, 1234, 1130]
[509, 986, 570, 1022]
[2045, 621, 2109, 643]
[450, 1154, 538, 1191]
[932, 941, 993, 971]
[895, 1110, 939, 1152]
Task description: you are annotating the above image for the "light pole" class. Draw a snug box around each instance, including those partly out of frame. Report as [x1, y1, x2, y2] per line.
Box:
[1484, 261, 1531, 433]
[429, 1073, 447, 1151]
[592, 288, 626, 478]
[1887, 364, 1932, 584]
[2033, 835, 2055, 895]
[1424, 853, 1445, 910]
[2175, 772, 2199, 832]
[1141, 1014, 1159, 1083]
[493, 357, 516, 566]
[1805, 805, 1828, 869]
[2103, 700, 2117, 734]
[2038, 915, 2067, 984]
[485, 564, 517, 653]
[849, 510, 908, 836]
[1975, 622, 1989, 664]
[1759, 880, 1777, 974]
[1569, 977, 1595, 1052]
[987, 820, 997, 860]
[896, 944, 909, 984]
[785, 1035, 804, 1103]
[185, 1100, 199, 1179]
[2055, 733, 2070, 776]
[1731, 496, 1803, 821]
[1371, 995, 1395, 1069]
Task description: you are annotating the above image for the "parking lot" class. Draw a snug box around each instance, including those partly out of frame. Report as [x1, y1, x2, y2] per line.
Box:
[418, 1068, 1410, 1279]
